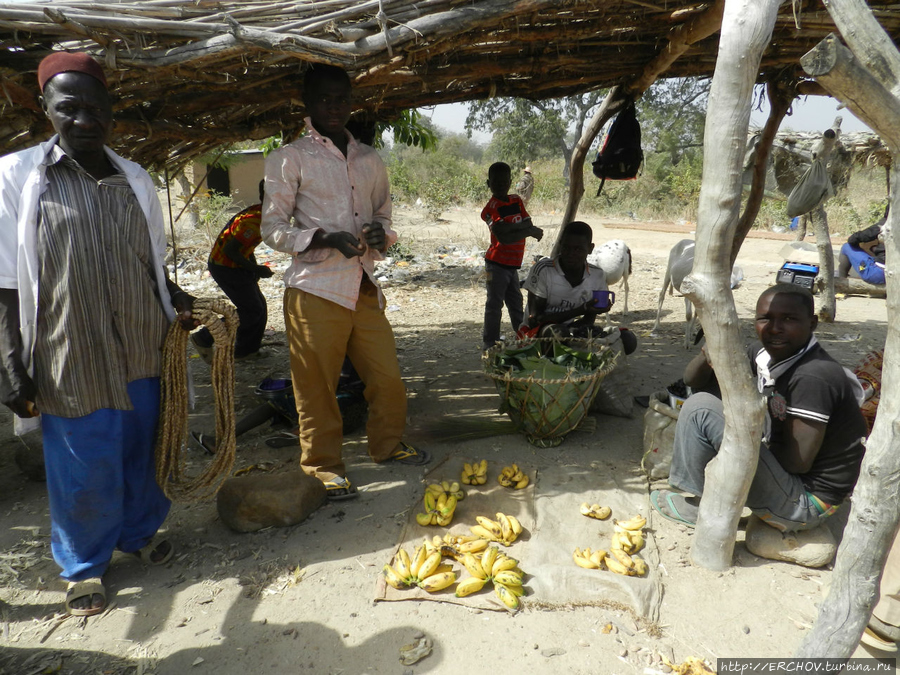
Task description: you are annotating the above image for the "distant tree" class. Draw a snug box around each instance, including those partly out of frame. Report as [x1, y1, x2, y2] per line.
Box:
[637, 77, 710, 164]
[465, 92, 605, 180]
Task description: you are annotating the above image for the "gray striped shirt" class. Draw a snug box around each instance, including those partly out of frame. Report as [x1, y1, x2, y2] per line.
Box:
[34, 148, 170, 418]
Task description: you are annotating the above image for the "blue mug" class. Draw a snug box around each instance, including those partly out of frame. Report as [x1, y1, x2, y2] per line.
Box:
[592, 290, 615, 309]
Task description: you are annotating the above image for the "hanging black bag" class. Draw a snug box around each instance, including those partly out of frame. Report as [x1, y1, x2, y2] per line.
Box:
[592, 101, 644, 196]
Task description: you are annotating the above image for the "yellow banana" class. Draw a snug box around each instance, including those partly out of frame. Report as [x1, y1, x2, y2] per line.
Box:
[383, 564, 408, 589]
[492, 555, 519, 576]
[463, 462, 473, 475]
[497, 513, 512, 542]
[423, 491, 436, 513]
[442, 495, 458, 515]
[625, 532, 643, 554]
[395, 549, 411, 580]
[611, 547, 635, 570]
[573, 549, 599, 569]
[425, 483, 444, 495]
[410, 545, 427, 578]
[433, 535, 444, 547]
[493, 570, 523, 587]
[455, 575, 487, 597]
[418, 571, 456, 592]
[581, 503, 611, 520]
[476, 516, 503, 540]
[514, 475, 529, 489]
[416, 550, 442, 581]
[589, 549, 607, 568]
[439, 480, 450, 492]
[457, 538, 489, 554]
[475, 474, 487, 485]
[471, 525, 497, 541]
[436, 512, 453, 527]
[461, 471, 473, 486]
[454, 488, 466, 500]
[616, 515, 647, 531]
[415, 512, 432, 527]
[478, 459, 488, 475]
[481, 546, 499, 576]
[435, 563, 454, 575]
[631, 556, 648, 577]
[503, 582, 526, 597]
[507, 515, 523, 536]
[493, 582, 520, 610]
[449, 481, 460, 493]
[436, 492, 448, 511]
[610, 532, 624, 551]
[605, 555, 631, 576]
[461, 552, 487, 579]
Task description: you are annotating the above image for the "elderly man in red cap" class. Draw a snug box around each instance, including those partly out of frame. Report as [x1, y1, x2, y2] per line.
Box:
[0, 52, 196, 616]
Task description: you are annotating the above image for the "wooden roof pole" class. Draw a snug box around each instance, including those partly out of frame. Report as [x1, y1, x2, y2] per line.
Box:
[793, 3, 900, 655]
[554, 0, 726, 256]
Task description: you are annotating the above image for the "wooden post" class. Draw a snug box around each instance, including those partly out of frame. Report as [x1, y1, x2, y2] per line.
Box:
[681, 0, 780, 571]
[811, 128, 840, 322]
[731, 78, 795, 266]
[793, 0, 900, 655]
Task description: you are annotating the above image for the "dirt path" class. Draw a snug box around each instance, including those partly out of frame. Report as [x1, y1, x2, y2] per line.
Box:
[0, 207, 890, 673]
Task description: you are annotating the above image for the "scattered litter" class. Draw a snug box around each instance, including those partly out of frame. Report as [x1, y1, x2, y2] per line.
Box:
[398, 635, 432, 665]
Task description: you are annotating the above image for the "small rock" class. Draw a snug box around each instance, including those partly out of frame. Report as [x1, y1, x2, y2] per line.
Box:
[541, 648, 566, 658]
[744, 516, 836, 568]
[216, 470, 326, 533]
[661, 665, 673, 673]
[742, 625, 750, 634]
[618, 648, 628, 658]
[578, 640, 590, 648]
[533, 644, 539, 650]
[412, 631, 425, 640]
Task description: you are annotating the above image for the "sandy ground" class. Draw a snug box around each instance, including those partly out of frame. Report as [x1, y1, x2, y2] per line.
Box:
[0, 205, 893, 674]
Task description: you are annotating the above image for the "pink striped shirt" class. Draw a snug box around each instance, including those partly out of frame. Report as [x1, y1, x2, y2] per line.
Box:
[261, 119, 396, 309]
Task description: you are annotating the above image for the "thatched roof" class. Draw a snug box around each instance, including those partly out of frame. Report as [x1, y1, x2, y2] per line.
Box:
[3, 1, 900, 169]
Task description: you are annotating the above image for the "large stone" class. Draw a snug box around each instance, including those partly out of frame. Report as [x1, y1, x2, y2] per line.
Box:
[217, 470, 326, 533]
[744, 515, 837, 568]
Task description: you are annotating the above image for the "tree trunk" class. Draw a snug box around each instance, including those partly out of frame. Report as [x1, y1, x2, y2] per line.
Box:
[794, 0, 900, 655]
[833, 276, 887, 298]
[553, 0, 726, 256]
[731, 78, 795, 266]
[682, 0, 780, 572]
[554, 88, 625, 257]
[810, 204, 836, 322]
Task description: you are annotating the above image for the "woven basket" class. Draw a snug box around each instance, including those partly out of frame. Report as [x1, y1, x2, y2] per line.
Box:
[483, 337, 617, 447]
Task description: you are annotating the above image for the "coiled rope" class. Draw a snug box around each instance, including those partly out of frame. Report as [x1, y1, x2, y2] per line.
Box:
[155, 298, 238, 502]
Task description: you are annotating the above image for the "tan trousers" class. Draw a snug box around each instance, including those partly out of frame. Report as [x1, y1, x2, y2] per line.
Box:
[873, 530, 900, 627]
[284, 284, 407, 481]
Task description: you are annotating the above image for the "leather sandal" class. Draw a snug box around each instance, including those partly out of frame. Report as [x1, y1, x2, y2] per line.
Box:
[132, 538, 174, 566]
[65, 577, 106, 617]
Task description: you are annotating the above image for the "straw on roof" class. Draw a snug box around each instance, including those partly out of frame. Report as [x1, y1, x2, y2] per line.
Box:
[2, 1, 900, 168]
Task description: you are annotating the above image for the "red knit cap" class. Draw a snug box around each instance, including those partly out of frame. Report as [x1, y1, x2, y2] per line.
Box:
[37, 52, 107, 92]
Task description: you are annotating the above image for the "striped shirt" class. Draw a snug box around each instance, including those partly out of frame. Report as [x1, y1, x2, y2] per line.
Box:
[33, 148, 170, 417]
[261, 118, 395, 310]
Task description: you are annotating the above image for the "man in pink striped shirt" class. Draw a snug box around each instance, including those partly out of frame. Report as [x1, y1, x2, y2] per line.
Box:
[261, 64, 429, 500]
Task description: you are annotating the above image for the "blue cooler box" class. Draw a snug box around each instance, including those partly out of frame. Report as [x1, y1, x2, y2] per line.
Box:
[776, 261, 819, 289]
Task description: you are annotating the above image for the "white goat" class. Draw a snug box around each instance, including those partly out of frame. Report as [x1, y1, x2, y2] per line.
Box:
[652, 239, 697, 349]
[587, 239, 631, 325]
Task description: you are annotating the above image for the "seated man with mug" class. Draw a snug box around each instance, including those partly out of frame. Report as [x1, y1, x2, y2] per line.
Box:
[519, 221, 637, 354]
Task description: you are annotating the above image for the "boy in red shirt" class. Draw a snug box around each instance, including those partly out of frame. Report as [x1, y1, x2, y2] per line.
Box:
[481, 162, 543, 351]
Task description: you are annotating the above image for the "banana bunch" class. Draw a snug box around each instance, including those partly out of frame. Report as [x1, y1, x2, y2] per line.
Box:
[470, 512, 523, 546]
[382, 544, 458, 592]
[579, 502, 611, 520]
[611, 523, 644, 555]
[572, 545, 648, 577]
[432, 533, 490, 554]
[415, 481, 463, 527]
[573, 546, 607, 569]
[454, 545, 525, 611]
[461, 460, 488, 485]
[497, 464, 529, 489]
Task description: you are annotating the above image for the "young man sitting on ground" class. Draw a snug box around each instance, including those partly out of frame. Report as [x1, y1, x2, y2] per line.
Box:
[520, 221, 637, 355]
[651, 284, 866, 531]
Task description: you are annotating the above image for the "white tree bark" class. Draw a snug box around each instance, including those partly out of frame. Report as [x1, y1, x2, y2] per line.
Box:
[793, 6, 900, 654]
[682, 0, 779, 571]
